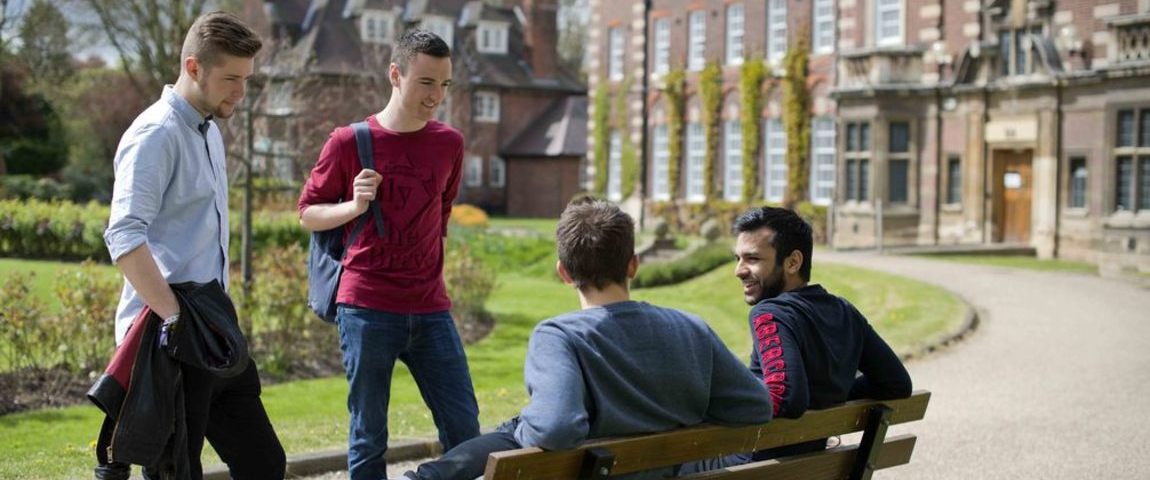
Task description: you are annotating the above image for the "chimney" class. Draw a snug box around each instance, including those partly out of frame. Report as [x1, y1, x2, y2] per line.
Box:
[520, 0, 558, 80]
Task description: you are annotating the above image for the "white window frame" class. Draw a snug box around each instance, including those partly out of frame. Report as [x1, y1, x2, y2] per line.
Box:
[724, 119, 743, 201]
[686, 122, 706, 202]
[688, 10, 706, 71]
[477, 21, 508, 54]
[767, 0, 788, 64]
[608, 132, 623, 201]
[609, 27, 626, 81]
[875, 0, 904, 47]
[764, 118, 787, 202]
[726, 4, 745, 66]
[465, 155, 483, 187]
[653, 18, 670, 76]
[652, 124, 670, 200]
[473, 91, 500, 123]
[422, 15, 454, 47]
[361, 10, 394, 45]
[810, 117, 837, 205]
[489, 156, 506, 187]
[812, 0, 835, 54]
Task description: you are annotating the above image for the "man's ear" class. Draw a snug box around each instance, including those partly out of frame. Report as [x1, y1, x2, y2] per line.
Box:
[626, 255, 639, 279]
[389, 63, 401, 89]
[184, 56, 201, 81]
[556, 260, 575, 286]
[785, 250, 804, 276]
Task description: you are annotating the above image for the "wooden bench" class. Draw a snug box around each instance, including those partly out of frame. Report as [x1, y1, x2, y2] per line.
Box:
[483, 390, 930, 480]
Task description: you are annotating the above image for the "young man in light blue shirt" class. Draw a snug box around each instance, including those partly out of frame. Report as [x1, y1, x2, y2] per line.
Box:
[103, 11, 284, 479]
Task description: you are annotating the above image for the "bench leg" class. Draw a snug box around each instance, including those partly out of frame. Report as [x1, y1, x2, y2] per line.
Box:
[578, 447, 616, 480]
[849, 405, 893, 480]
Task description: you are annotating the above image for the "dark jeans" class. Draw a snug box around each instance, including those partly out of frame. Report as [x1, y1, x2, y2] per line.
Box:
[337, 306, 481, 480]
[673, 438, 826, 475]
[405, 431, 521, 480]
[139, 360, 285, 480]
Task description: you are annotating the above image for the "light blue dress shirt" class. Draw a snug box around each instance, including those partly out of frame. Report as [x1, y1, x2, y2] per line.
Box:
[104, 86, 229, 344]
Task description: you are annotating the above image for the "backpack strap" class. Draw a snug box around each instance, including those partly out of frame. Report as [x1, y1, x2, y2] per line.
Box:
[341, 122, 386, 254]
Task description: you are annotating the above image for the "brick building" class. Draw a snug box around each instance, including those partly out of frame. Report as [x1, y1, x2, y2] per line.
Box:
[252, 0, 586, 216]
[588, 0, 1150, 272]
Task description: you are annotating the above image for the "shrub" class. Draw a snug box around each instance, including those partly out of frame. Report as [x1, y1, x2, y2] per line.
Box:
[632, 242, 733, 289]
[0, 175, 74, 201]
[450, 203, 490, 229]
[52, 261, 119, 373]
[0, 272, 46, 372]
[443, 242, 496, 329]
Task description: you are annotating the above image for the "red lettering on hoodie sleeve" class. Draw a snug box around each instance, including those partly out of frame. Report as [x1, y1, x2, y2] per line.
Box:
[753, 313, 787, 416]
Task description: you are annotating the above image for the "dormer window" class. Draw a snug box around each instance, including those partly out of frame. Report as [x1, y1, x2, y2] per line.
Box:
[423, 15, 454, 47]
[361, 10, 394, 45]
[477, 21, 508, 54]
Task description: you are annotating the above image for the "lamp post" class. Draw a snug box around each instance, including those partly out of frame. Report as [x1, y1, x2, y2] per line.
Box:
[241, 74, 267, 319]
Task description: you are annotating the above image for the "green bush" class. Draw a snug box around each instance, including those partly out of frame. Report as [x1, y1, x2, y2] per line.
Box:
[443, 242, 497, 328]
[0, 175, 74, 201]
[632, 242, 733, 289]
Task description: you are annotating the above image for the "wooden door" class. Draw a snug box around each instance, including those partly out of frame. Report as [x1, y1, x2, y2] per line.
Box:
[996, 150, 1032, 243]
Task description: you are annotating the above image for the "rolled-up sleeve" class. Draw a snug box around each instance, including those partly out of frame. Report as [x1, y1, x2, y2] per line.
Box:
[104, 125, 174, 262]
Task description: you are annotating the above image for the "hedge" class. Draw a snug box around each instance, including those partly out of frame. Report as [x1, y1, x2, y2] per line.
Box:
[632, 241, 733, 289]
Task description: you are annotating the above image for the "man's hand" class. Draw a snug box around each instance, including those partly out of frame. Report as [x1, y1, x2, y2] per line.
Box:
[352, 169, 382, 214]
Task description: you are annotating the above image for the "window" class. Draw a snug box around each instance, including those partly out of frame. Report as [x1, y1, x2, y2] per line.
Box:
[489, 156, 505, 188]
[998, 27, 1041, 77]
[724, 118, 743, 201]
[653, 19, 670, 75]
[465, 155, 482, 187]
[767, 0, 787, 64]
[764, 118, 787, 202]
[688, 10, 706, 71]
[810, 117, 837, 205]
[813, 0, 835, 54]
[875, 0, 903, 46]
[726, 4, 745, 65]
[361, 10, 394, 45]
[686, 122, 705, 202]
[1069, 157, 1086, 209]
[844, 121, 871, 202]
[477, 21, 508, 54]
[652, 124, 670, 200]
[473, 91, 499, 122]
[423, 16, 453, 47]
[946, 155, 962, 205]
[436, 96, 451, 124]
[608, 132, 623, 201]
[609, 27, 626, 81]
[1113, 108, 1150, 212]
[887, 121, 911, 204]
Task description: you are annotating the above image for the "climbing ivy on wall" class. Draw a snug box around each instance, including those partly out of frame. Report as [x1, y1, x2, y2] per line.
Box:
[592, 82, 610, 195]
[664, 69, 685, 199]
[739, 58, 766, 203]
[613, 76, 639, 199]
[700, 62, 722, 200]
[782, 31, 811, 208]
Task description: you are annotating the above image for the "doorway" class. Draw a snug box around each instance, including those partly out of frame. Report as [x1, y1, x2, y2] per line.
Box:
[993, 149, 1033, 243]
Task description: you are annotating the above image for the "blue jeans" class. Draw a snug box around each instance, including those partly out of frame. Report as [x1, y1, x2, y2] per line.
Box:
[337, 305, 481, 480]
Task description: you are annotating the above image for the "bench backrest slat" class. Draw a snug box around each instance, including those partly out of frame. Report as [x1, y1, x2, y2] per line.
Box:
[484, 391, 930, 479]
[677, 434, 917, 480]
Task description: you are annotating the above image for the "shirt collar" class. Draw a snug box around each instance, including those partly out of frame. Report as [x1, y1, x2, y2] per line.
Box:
[162, 85, 213, 135]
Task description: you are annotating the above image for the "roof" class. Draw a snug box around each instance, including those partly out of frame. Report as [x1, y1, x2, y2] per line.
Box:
[501, 95, 588, 158]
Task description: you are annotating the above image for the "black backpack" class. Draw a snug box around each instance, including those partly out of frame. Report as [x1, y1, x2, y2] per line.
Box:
[306, 121, 385, 323]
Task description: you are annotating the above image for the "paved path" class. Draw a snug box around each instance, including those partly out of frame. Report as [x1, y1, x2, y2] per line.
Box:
[819, 251, 1150, 479]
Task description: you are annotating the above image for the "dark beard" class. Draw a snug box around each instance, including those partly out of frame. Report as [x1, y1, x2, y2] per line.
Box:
[756, 268, 787, 303]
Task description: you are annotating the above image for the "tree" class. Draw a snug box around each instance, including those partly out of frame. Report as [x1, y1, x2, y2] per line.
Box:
[0, 62, 69, 176]
[556, 0, 588, 78]
[0, 0, 23, 54]
[77, 0, 208, 98]
[18, 0, 73, 88]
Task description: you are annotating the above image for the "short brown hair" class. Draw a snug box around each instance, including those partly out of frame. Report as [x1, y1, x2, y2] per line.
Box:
[181, 11, 263, 69]
[556, 197, 634, 290]
[392, 29, 451, 74]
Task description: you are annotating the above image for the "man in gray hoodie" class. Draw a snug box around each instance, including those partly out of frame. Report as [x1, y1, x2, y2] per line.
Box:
[401, 198, 773, 480]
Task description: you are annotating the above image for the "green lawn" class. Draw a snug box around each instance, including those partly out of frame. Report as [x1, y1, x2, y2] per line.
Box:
[0, 259, 963, 478]
[915, 254, 1098, 275]
[487, 217, 558, 237]
[0, 258, 120, 313]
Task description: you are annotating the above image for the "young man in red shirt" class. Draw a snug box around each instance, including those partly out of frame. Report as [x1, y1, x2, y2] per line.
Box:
[298, 30, 479, 480]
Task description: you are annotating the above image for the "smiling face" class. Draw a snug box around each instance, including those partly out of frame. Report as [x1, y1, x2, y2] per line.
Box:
[189, 53, 255, 119]
[390, 53, 452, 123]
[734, 227, 788, 305]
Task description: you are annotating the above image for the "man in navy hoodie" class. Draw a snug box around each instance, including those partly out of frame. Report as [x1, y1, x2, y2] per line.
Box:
[399, 198, 773, 480]
[734, 206, 912, 456]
